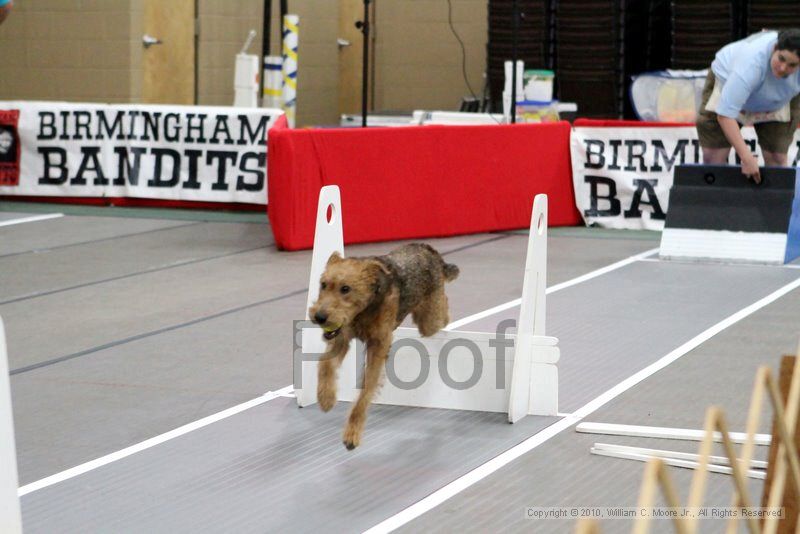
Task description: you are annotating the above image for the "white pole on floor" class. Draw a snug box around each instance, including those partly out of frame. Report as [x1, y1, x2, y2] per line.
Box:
[576, 421, 772, 445]
[0, 317, 22, 533]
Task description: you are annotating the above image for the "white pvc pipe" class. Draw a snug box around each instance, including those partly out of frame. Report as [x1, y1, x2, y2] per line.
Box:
[592, 442, 768, 469]
[577, 422, 771, 446]
[590, 445, 766, 480]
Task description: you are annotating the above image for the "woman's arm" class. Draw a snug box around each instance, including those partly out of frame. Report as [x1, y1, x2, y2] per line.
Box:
[717, 115, 761, 183]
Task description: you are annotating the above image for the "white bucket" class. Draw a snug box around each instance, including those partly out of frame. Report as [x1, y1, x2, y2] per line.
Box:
[524, 70, 554, 102]
[234, 53, 259, 107]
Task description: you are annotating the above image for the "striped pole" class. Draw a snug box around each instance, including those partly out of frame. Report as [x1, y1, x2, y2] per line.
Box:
[263, 55, 283, 109]
[281, 14, 299, 127]
[0, 317, 22, 533]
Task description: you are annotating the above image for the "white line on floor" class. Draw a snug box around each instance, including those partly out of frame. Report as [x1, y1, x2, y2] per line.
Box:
[17, 386, 294, 497]
[16, 246, 659, 496]
[444, 247, 660, 330]
[0, 213, 63, 227]
[362, 273, 800, 534]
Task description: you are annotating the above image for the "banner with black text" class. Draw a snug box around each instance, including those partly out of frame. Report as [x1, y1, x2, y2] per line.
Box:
[570, 125, 800, 230]
[0, 101, 284, 205]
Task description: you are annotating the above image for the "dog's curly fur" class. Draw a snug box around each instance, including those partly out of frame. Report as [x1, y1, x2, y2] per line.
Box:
[309, 243, 459, 450]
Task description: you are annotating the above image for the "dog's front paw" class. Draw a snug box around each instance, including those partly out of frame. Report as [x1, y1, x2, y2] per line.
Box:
[318, 387, 337, 412]
[342, 425, 362, 450]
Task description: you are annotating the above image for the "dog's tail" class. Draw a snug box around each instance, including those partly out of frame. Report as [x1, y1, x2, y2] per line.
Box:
[443, 262, 460, 282]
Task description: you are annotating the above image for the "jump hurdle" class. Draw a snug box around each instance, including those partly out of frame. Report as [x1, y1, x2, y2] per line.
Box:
[660, 164, 800, 265]
[295, 186, 560, 422]
[0, 317, 23, 533]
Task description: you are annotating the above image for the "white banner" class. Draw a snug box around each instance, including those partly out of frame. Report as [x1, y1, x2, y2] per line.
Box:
[570, 126, 800, 230]
[0, 101, 284, 205]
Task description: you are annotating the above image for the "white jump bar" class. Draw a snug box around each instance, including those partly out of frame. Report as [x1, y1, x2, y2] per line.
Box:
[594, 442, 768, 469]
[577, 422, 771, 446]
[590, 443, 766, 479]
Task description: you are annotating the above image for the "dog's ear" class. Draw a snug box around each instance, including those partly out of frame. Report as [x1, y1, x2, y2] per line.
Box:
[326, 251, 343, 266]
[368, 260, 391, 297]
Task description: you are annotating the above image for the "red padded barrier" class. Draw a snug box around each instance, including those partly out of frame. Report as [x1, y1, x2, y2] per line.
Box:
[267, 120, 581, 251]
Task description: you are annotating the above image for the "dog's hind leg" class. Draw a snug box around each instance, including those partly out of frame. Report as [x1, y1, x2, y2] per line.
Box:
[411, 287, 450, 337]
[317, 336, 350, 412]
[343, 338, 389, 450]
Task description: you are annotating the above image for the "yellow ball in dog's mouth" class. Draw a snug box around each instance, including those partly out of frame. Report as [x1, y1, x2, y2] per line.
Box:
[322, 323, 342, 340]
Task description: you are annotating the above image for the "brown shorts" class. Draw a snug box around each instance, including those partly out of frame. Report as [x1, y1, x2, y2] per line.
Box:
[695, 68, 800, 153]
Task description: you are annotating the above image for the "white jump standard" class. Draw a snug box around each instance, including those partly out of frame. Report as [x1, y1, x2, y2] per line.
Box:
[0, 317, 23, 534]
[295, 186, 560, 424]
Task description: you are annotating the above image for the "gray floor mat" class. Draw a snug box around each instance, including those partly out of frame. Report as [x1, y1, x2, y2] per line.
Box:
[20, 398, 559, 534]
[1, 222, 273, 304]
[5, 230, 659, 484]
[11, 296, 302, 483]
[462, 259, 800, 412]
[19, 258, 800, 532]
[0, 216, 195, 257]
[10, 211, 793, 533]
[3, 249, 307, 371]
[400, 280, 800, 534]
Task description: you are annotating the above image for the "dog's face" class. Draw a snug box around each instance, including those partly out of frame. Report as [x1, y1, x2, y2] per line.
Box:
[309, 252, 390, 340]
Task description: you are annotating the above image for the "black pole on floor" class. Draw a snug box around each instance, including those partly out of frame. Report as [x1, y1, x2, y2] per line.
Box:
[356, 0, 372, 127]
[260, 0, 272, 101]
[511, 0, 519, 124]
[280, 0, 288, 36]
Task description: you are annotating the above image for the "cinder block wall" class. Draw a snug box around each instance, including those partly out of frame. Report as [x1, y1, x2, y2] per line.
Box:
[196, 0, 264, 106]
[0, 0, 487, 125]
[0, 0, 136, 103]
[284, 0, 487, 126]
[375, 0, 487, 112]
[0, 0, 269, 106]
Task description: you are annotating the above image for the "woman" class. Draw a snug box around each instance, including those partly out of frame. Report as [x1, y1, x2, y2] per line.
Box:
[696, 29, 800, 183]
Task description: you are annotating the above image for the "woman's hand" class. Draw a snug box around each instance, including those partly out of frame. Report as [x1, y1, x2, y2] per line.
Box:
[717, 115, 761, 183]
[740, 152, 762, 183]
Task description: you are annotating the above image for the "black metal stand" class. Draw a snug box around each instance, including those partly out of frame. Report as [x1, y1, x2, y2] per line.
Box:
[511, 0, 519, 124]
[260, 0, 272, 101]
[355, 0, 372, 127]
[280, 0, 288, 35]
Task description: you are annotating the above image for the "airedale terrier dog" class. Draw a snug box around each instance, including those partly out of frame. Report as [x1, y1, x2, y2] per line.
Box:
[309, 243, 459, 450]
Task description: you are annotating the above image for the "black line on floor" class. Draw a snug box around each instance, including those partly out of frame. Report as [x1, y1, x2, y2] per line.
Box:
[10, 288, 308, 376]
[0, 245, 271, 306]
[0, 221, 204, 259]
[440, 234, 513, 256]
